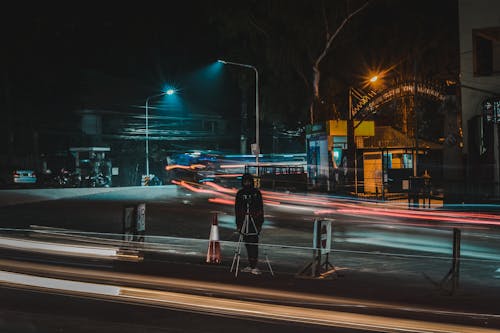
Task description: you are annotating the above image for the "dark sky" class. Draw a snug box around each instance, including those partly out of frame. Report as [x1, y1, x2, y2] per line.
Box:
[1, 1, 458, 124]
[1, 5, 224, 113]
[2, 5, 220, 77]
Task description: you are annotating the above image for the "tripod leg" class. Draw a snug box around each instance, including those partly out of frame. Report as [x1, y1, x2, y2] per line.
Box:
[230, 234, 244, 277]
[235, 253, 241, 277]
[265, 253, 274, 276]
[230, 239, 240, 272]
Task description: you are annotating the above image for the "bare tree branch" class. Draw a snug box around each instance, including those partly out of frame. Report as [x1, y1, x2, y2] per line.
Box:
[309, 0, 371, 124]
[248, 15, 271, 39]
[322, 0, 331, 42]
[314, 0, 370, 68]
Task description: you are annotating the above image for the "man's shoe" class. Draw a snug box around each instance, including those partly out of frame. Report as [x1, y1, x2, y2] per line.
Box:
[251, 268, 261, 275]
[241, 266, 252, 273]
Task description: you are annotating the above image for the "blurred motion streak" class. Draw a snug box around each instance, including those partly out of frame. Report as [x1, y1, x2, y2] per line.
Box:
[0, 269, 498, 333]
[337, 208, 500, 227]
[0, 236, 128, 260]
[174, 181, 500, 227]
[166, 164, 206, 171]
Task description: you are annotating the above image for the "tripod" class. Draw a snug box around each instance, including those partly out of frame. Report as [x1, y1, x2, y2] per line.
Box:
[230, 204, 274, 277]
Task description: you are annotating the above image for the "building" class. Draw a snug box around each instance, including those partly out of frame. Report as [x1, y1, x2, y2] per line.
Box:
[459, 0, 500, 202]
[306, 78, 448, 200]
[74, 107, 231, 186]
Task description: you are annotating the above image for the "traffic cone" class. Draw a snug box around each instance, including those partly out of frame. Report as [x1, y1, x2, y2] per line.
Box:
[206, 213, 222, 264]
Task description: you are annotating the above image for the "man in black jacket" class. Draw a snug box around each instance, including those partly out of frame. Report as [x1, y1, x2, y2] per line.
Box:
[234, 173, 264, 274]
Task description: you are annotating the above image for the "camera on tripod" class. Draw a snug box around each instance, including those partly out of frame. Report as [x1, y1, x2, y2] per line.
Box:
[238, 195, 259, 236]
[231, 193, 273, 277]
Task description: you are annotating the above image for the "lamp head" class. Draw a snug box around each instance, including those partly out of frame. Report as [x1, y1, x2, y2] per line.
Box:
[217, 59, 227, 64]
[166, 89, 175, 95]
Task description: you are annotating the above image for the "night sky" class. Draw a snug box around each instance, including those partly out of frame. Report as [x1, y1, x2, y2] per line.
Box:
[1, 4, 224, 115]
[1, 1, 458, 130]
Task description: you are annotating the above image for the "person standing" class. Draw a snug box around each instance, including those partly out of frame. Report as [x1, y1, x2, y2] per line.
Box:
[235, 173, 264, 275]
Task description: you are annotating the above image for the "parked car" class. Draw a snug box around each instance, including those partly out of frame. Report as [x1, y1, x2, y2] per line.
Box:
[12, 170, 37, 184]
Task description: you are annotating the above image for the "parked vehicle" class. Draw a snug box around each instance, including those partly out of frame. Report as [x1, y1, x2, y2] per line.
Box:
[82, 172, 109, 188]
[12, 170, 37, 184]
[55, 169, 81, 188]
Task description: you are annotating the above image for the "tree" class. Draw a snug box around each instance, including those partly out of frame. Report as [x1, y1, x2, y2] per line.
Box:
[206, 1, 370, 128]
[309, 0, 370, 124]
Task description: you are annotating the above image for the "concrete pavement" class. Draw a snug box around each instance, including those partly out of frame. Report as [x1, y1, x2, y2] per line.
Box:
[0, 187, 137, 207]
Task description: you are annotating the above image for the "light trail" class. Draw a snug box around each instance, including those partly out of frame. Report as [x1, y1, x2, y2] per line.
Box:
[0, 236, 128, 260]
[208, 197, 234, 205]
[178, 182, 500, 227]
[337, 208, 500, 227]
[0, 264, 498, 333]
[165, 164, 206, 171]
[204, 181, 238, 194]
[171, 180, 218, 195]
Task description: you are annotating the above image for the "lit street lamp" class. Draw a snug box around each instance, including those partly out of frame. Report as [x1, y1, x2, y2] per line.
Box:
[347, 76, 379, 196]
[145, 89, 176, 178]
[218, 59, 260, 170]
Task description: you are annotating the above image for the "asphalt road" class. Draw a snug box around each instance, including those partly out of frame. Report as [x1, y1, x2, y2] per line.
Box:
[1, 186, 499, 283]
[1, 284, 375, 333]
[1, 186, 500, 332]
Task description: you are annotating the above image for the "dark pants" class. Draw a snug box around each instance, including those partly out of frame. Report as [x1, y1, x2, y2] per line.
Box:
[243, 234, 259, 268]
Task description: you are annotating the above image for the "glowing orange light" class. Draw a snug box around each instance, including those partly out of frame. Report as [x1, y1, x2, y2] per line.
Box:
[208, 198, 235, 205]
[165, 164, 206, 171]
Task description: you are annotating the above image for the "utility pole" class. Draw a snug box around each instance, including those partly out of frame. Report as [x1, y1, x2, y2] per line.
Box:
[347, 87, 356, 195]
[413, 57, 419, 177]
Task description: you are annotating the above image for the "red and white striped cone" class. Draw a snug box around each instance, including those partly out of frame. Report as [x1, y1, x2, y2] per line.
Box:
[206, 213, 222, 264]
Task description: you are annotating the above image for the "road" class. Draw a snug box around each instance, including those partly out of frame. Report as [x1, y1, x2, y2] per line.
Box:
[1, 185, 499, 282]
[1, 258, 499, 333]
[1, 185, 500, 332]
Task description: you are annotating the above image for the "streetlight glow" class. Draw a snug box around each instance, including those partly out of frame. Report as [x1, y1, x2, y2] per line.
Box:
[144, 88, 176, 180]
[348, 73, 383, 196]
[218, 59, 260, 172]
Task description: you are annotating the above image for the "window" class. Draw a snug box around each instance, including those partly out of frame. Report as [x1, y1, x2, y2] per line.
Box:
[473, 27, 500, 76]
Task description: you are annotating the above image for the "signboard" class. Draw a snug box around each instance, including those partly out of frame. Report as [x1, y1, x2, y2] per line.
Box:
[353, 82, 445, 118]
[251, 143, 260, 155]
[136, 203, 146, 233]
[313, 219, 332, 255]
[122, 203, 146, 242]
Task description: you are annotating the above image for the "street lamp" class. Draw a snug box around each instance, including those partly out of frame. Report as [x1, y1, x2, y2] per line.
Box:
[217, 59, 260, 170]
[145, 89, 176, 178]
[347, 76, 379, 196]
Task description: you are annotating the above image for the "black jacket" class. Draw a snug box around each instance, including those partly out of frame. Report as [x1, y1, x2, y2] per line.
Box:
[235, 176, 264, 233]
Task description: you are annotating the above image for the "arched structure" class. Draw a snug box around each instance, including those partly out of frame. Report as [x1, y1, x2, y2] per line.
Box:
[307, 80, 448, 202]
[353, 81, 446, 120]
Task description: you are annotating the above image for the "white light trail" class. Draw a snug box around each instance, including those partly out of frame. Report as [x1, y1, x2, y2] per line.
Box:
[0, 269, 497, 333]
[0, 236, 118, 259]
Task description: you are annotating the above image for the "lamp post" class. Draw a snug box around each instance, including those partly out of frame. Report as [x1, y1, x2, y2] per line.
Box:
[347, 87, 356, 196]
[347, 76, 379, 197]
[145, 89, 175, 178]
[218, 59, 260, 170]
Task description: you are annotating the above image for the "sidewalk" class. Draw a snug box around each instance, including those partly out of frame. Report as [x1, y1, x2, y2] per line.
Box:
[0, 187, 134, 207]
